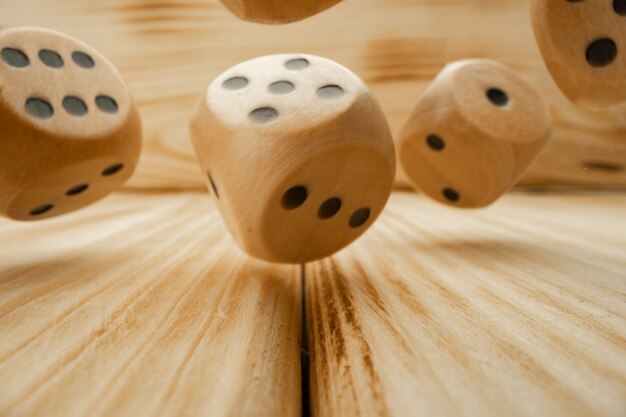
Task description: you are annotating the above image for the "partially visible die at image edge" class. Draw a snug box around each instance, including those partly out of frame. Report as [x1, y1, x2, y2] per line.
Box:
[190, 53, 395, 264]
[219, 0, 343, 24]
[531, 0, 626, 109]
[397, 59, 552, 209]
[0, 26, 142, 221]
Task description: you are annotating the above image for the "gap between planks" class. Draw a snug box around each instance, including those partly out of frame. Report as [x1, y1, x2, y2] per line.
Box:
[300, 264, 312, 417]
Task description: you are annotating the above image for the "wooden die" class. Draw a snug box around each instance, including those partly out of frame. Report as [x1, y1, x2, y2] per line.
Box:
[397, 59, 552, 208]
[531, 0, 626, 109]
[0, 27, 142, 221]
[219, 0, 342, 24]
[190, 54, 395, 263]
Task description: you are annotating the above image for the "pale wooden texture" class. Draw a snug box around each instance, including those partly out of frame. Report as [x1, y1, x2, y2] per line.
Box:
[306, 191, 626, 417]
[0, 189, 624, 416]
[0, 27, 142, 221]
[1, 0, 624, 189]
[190, 54, 395, 263]
[219, 0, 342, 24]
[531, 0, 626, 109]
[0, 192, 302, 417]
[398, 59, 551, 208]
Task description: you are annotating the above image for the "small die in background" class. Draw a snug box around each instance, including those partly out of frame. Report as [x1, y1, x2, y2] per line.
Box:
[397, 59, 552, 209]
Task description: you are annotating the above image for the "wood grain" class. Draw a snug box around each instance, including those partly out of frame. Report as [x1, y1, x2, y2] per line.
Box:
[306, 191, 626, 417]
[1, 0, 624, 189]
[0, 191, 301, 417]
[0, 188, 624, 416]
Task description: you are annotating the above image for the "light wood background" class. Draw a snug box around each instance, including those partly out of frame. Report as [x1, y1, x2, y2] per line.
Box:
[1, 0, 625, 190]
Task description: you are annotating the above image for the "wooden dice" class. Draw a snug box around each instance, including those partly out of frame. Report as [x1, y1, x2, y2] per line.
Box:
[190, 54, 395, 264]
[397, 59, 552, 208]
[219, 0, 342, 24]
[531, 0, 626, 109]
[0, 27, 142, 221]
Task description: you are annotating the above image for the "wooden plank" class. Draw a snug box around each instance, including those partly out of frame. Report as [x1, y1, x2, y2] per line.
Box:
[1, 0, 624, 189]
[306, 191, 626, 417]
[0, 192, 302, 417]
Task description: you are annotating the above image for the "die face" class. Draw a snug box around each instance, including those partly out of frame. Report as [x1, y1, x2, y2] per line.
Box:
[448, 60, 551, 150]
[399, 60, 551, 208]
[531, 0, 626, 108]
[259, 144, 394, 263]
[400, 124, 517, 208]
[4, 156, 134, 221]
[0, 27, 133, 139]
[190, 54, 395, 264]
[220, 0, 342, 24]
[207, 54, 357, 137]
[0, 27, 142, 220]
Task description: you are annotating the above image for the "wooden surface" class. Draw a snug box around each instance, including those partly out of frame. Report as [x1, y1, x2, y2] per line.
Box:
[306, 191, 626, 417]
[0, 192, 301, 417]
[1, 0, 625, 190]
[0, 190, 624, 416]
